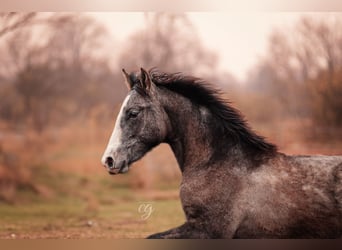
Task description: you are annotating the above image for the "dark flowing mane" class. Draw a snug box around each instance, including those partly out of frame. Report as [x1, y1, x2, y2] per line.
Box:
[148, 68, 277, 158]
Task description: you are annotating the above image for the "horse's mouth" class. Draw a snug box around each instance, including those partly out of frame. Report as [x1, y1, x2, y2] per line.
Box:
[107, 162, 129, 175]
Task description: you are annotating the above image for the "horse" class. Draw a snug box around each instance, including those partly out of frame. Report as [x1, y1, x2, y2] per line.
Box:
[101, 68, 342, 238]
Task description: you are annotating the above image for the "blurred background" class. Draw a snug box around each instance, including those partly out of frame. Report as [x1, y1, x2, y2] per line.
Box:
[0, 12, 341, 238]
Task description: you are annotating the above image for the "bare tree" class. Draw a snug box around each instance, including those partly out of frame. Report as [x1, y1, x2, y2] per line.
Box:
[0, 13, 118, 133]
[119, 13, 218, 77]
[249, 14, 342, 132]
[0, 12, 36, 38]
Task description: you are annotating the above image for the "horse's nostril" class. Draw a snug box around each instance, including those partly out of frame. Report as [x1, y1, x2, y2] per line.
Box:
[105, 157, 114, 168]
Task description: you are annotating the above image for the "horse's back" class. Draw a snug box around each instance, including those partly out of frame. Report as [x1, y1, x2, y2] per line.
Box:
[283, 154, 342, 237]
[286, 154, 342, 203]
[289, 154, 342, 169]
[239, 154, 342, 238]
[285, 154, 342, 182]
[332, 161, 342, 213]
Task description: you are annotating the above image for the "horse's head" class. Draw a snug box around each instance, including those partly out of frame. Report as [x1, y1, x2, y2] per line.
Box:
[101, 68, 169, 175]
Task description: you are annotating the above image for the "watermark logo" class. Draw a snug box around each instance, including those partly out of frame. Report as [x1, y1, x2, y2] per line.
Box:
[138, 202, 154, 220]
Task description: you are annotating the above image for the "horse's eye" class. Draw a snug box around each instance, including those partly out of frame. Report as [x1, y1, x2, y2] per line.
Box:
[128, 109, 140, 119]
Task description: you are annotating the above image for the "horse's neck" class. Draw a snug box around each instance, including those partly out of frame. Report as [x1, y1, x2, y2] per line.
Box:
[159, 89, 276, 173]
[163, 95, 226, 172]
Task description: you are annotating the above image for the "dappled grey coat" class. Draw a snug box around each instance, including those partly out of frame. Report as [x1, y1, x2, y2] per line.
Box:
[102, 68, 342, 238]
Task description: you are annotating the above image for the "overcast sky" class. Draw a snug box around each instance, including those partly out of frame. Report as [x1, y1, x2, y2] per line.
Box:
[90, 12, 309, 81]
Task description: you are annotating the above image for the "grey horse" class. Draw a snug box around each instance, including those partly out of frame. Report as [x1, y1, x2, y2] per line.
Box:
[101, 68, 342, 238]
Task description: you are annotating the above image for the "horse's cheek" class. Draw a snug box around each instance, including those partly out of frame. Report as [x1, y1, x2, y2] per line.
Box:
[145, 112, 165, 142]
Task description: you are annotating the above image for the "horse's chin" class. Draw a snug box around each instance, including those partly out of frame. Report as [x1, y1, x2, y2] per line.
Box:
[108, 167, 129, 175]
[119, 165, 130, 174]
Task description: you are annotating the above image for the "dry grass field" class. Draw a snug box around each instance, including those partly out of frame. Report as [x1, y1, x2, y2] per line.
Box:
[0, 120, 185, 239]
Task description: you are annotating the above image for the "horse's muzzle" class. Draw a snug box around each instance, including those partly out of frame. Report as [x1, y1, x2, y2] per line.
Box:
[104, 156, 129, 175]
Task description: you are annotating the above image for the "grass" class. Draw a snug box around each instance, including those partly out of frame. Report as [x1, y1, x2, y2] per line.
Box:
[0, 187, 185, 239]
[0, 161, 184, 239]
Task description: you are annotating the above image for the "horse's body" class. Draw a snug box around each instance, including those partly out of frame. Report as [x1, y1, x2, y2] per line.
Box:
[178, 154, 342, 238]
[101, 68, 342, 238]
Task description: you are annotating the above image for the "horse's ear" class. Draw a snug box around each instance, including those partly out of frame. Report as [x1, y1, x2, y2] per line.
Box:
[122, 68, 133, 90]
[140, 68, 152, 91]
